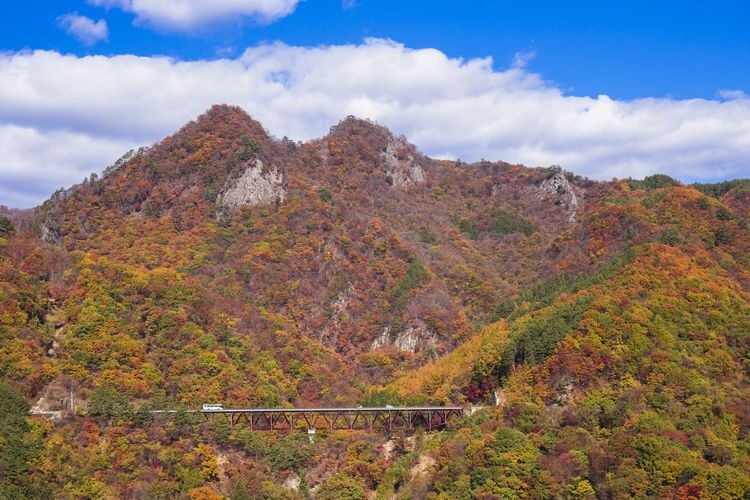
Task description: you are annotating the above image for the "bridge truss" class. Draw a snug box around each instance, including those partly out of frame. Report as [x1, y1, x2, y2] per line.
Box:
[200, 406, 464, 432]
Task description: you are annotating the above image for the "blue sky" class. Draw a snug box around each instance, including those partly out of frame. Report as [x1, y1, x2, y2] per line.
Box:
[5, 0, 748, 99]
[1, 1, 749, 207]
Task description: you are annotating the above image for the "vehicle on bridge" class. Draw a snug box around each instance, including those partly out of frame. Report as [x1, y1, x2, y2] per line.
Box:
[202, 404, 224, 411]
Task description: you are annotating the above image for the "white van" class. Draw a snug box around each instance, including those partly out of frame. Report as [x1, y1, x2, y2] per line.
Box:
[202, 404, 224, 411]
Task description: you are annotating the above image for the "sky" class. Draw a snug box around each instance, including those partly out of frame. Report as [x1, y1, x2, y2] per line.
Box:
[1, 1, 749, 208]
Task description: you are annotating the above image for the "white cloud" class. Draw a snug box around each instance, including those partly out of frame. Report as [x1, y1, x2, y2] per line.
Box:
[89, 0, 301, 31]
[57, 13, 109, 45]
[1, 39, 749, 207]
[0, 124, 133, 208]
[718, 89, 748, 101]
[512, 50, 536, 69]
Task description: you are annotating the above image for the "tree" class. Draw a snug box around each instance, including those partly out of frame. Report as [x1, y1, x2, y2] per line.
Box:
[0, 382, 47, 498]
[359, 389, 402, 407]
[87, 386, 133, 425]
[316, 474, 366, 500]
[0, 216, 13, 237]
[267, 434, 315, 471]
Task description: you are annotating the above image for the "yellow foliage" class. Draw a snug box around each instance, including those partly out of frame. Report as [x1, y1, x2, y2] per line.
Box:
[188, 486, 223, 500]
[389, 321, 508, 402]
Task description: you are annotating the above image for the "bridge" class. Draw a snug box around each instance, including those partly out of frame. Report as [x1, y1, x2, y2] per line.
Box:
[152, 406, 465, 432]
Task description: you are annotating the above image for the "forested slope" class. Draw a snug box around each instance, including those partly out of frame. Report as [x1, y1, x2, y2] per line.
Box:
[1, 105, 748, 498]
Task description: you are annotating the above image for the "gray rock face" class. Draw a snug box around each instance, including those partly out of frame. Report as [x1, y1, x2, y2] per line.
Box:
[40, 221, 62, 245]
[217, 159, 286, 209]
[381, 137, 426, 187]
[371, 319, 437, 353]
[537, 170, 579, 222]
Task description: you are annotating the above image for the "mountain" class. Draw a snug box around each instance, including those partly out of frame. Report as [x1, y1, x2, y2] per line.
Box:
[1, 105, 748, 498]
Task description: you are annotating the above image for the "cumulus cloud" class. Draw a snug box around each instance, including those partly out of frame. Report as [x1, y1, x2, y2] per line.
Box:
[88, 0, 301, 31]
[1, 39, 749, 207]
[0, 124, 132, 208]
[57, 13, 109, 45]
[718, 89, 748, 101]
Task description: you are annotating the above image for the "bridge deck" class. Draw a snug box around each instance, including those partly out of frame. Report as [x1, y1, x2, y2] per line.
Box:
[153, 406, 464, 431]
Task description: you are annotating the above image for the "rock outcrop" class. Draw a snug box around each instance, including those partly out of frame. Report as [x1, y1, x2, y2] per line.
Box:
[381, 137, 426, 187]
[217, 159, 286, 209]
[371, 319, 437, 352]
[537, 170, 579, 222]
[40, 219, 62, 245]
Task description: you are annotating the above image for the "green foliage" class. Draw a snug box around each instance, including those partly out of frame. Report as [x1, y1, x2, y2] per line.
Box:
[4, 104, 750, 499]
[418, 228, 437, 245]
[87, 386, 134, 424]
[505, 249, 634, 321]
[491, 299, 515, 320]
[656, 225, 684, 246]
[492, 427, 528, 453]
[628, 174, 680, 190]
[230, 482, 251, 500]
[714, 226, 732, 245]
[317, 473, 366, 500]
[318, 186, 332, 202]
[102, 149, 135, 178]
[267, 433, 315, 471]
[499, 293, 594, 375]
[232, 430, 270, 460]
[359, 389, 402, 407]
[458, 218, 479, 240]
[239, 136, 261, 161]
[716, 205, 734, 221]
[390, 259, 429, 303]
[693, 178, 750, 198]
[0, 382, 47, 498]
[0, 216, 14, 237]
[376, 455, 411, 498]
[490, 209, 536, 236]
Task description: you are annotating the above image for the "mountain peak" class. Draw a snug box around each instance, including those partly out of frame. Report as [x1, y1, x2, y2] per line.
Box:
[192, 104, 270, 142]
[327, 115, 396, 145]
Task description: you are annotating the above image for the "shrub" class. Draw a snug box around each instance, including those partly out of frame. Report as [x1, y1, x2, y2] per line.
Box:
[490, 209, 536, 236]
[714, 226, 732, 245]
[317, 474, 366, 500]
[716, 206, 733, 221]
[418, 228, 437, 244]
[0, 216, 13, 237]
[390, 259, 429, 302]
[657, 226, 683, 246]
[238, 137, 260, 161]
[267, 434, 315, 471]
[458, 218, 479, 240]
[318, 187, 332, 202]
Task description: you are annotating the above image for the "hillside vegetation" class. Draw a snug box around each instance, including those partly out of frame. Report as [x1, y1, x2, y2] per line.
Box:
[1, 105, 749, 498]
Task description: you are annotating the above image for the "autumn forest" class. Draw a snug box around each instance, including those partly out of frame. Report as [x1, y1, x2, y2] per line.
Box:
[1, 105, 749, 499]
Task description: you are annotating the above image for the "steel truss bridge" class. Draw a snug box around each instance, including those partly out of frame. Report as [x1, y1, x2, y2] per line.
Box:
[153, 406, 465, 432]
